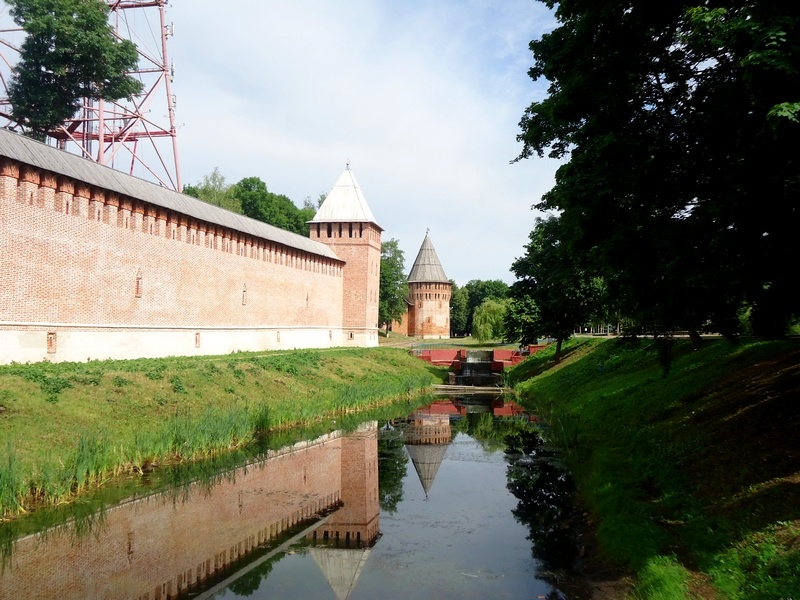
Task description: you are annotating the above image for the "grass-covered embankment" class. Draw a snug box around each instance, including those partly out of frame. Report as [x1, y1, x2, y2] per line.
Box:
[509, 337, 800, 599]
[0, 347, 443, 518]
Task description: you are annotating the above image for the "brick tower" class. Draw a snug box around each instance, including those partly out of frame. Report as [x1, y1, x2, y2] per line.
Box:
[406, 231, 451, 339]
[309, 165, 382, 346]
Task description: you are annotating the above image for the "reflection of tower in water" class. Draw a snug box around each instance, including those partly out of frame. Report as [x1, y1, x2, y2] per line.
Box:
[309, 421, 380, 549]
[404, 411, 453, 498]
[307, 422, 380, 600]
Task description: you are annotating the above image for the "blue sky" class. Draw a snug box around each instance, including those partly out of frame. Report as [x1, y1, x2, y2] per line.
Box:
[1, 0, 560, 285]
[166, 0, 560, 285]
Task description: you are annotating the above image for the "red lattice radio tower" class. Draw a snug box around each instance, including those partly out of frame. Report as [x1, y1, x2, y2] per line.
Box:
[0, 0, 182, 191]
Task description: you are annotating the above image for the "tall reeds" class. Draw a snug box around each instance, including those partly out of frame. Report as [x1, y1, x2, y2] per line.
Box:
[1, 353, 438, 517]
[0, 444, 25, 517]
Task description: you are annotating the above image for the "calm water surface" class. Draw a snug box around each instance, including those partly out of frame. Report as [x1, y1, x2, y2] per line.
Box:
[0, 396, 591, 599]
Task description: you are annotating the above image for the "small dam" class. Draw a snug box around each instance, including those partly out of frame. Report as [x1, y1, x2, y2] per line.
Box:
[413, 347, 544, 387]
[453, 350, 499, 386]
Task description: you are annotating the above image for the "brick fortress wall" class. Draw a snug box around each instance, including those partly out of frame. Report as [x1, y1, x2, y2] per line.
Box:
[0, 156, 348, 363]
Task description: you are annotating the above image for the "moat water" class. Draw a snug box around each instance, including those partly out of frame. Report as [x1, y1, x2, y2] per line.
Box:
[0, 395, 592, 599]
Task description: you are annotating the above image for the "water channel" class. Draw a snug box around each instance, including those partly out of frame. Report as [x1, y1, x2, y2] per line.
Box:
[0, 395, 592, 599]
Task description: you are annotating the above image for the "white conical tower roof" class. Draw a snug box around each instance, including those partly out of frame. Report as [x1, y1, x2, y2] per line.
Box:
[408, 231, 449, 283]
[310, 547, 371, 600]
[310, 165, 381, 229]
[405, 444, 449, 497]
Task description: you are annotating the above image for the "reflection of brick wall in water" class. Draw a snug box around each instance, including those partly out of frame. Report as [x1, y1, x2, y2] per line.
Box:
[0, 426, 377, 600]
[312, 423, 380, 547]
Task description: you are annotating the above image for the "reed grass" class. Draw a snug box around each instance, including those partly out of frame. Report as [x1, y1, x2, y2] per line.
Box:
[0, 347, 443, 517]
[0, 391, 436, 571]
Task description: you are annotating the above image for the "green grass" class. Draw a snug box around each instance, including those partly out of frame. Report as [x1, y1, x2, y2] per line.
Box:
[509, 336, 800, 598]
[632, 556, 691, 600]
[0, 347, 443, 517]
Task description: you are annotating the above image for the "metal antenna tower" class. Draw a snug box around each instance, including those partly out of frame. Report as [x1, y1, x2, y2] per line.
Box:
[0, 0, 182, 191]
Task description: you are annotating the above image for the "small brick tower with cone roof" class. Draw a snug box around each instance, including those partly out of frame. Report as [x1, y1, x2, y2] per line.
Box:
[404, 230, 451, 339]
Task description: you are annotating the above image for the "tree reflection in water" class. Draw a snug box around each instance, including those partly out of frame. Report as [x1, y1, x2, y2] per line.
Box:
[377, 421, 408, 514]
[225, 553, 281, 597]
[506, 429, 581, 587]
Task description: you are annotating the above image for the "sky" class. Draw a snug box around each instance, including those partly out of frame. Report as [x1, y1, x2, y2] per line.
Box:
[163, 0, 561, 285]
[3, 0, 561, 286]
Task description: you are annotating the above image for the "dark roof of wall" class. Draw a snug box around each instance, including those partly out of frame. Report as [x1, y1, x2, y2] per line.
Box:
[0, 129, 342, 261]
[407, 231, 449, 283]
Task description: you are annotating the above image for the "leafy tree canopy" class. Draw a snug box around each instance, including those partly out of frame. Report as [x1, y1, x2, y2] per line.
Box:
[379, 239, 408, 332]
[232, 176, 313, 236]
[516, 0, 800, 337]
[464, 279, 509, 334]
[8, 0, 142, 139]
[377, 425, 408, 513]
[184, 170, 314, 236]
[449, 280, 469, 337]
[472, 297, 510, 343]
[506, 215, 602, 361]
[183, 167, 241, 214]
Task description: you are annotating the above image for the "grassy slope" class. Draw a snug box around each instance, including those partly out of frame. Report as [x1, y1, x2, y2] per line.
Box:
[0, 347, 444, 516]
[510, 337, 800, 599]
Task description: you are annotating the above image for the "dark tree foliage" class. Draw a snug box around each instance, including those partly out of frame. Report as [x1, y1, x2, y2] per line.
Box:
[506, 440, 580, 575]
[378, 239, 409, 332]
[449, 280, 469, 336]
[181, 184, 201, 199]
[506, 216, 600, 362]
[516, 0, 800, 338]
[233, 177, 312, 236]
[226, 553, 280, 596]
[377, 425, 408, 514]
[464, 279, 509, 335]
[8, 0, 142, 139]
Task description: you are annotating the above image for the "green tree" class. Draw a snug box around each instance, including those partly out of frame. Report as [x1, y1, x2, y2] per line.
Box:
[516, 0, 800, 338]
[449, 280, 469, 336]
[184, 167, 241, 213]
[464, 280, 509, 335]
[379, 239, 408, 334]
[232, 177, 310, 236]
[506, 216, 600, 362]
[8, 0, 142, 139]
[472, 298, 509, 343]
[377, 424, 408, 514]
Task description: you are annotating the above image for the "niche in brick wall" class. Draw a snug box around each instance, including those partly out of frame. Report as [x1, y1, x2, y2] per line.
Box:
[242, 284, 247, 306]
[47, 332, 57, 354]
[135, 269, 143, 298]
